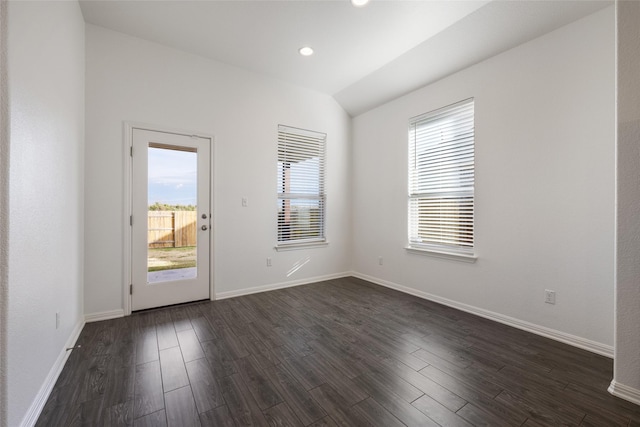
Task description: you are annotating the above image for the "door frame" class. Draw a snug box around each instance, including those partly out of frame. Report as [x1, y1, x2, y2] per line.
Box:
[123, 122, 216, 315]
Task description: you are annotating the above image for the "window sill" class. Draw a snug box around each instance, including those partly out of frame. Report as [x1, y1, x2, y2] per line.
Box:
[405, 246, 477, 263]
[275, 241, 329, 252]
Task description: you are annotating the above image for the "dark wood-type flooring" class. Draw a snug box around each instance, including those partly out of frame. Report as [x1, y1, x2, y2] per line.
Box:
[37, 277, 640, 426]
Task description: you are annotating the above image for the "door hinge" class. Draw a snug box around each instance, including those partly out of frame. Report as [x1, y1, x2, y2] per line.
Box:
[130, 284, 133, 295]
[130, 146, 133, 156]
[130, 215, 133, 226]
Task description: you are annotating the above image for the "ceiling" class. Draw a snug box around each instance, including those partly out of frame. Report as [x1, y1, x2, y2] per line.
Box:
[79, 0, 612, 116]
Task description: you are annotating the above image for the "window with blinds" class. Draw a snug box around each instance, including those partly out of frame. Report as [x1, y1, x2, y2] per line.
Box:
[277, 125, 326, 246]
[408, 98, 474, 255]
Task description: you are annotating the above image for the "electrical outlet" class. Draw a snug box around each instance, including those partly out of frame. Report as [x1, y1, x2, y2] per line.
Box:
[266, 257, 272, 267]
[544, 290, 556, 305]
[56, 312, 60, 329]
[242, 197, 248, 207]
[378, 256, 383, 266]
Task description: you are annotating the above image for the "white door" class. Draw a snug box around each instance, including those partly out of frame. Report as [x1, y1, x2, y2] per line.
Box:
[131, 128, 211, 311]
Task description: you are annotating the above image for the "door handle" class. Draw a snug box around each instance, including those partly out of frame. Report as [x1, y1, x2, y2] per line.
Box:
[201, 225, 208, 231]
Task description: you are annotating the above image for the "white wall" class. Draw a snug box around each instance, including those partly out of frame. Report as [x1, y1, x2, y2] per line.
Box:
[0, 2, 8, 425]
[611, 0, 640, 401]
[84, 25, 352, 315]
[352, 7, 615, 349]
[7, 1, 85, 426]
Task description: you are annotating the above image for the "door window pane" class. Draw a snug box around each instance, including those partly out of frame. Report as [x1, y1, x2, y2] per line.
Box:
[147, 145, 198, 283]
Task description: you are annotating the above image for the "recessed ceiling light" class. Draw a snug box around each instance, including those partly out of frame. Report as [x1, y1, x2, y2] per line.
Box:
[299, 46, 314, 57]
[351, 0, 370, 7]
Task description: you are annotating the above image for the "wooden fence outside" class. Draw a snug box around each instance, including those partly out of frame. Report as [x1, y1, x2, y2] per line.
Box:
[148, 211, 197, 248]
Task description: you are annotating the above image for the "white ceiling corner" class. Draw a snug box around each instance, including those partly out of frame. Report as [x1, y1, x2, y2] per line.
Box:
[79, 0, 612, 117]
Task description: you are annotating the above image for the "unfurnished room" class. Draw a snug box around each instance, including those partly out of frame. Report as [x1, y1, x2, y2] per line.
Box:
[1, 0, 640, 426]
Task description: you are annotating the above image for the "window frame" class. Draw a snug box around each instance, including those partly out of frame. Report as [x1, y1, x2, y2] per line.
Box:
[276, 124, 327, 250]
[406, 98, 476, 261]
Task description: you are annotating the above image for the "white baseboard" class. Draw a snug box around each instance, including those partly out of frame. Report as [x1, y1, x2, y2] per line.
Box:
[20, 319, 85, 427]
[608, 380, 640, 406]
[215, 271, 352, 300]
[84, 309, 124, 323]
[352, 272, 614, 358]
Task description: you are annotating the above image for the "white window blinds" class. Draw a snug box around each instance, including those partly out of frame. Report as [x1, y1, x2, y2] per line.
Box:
[408, 98, 474, 254]
[277, 125, 326, 245]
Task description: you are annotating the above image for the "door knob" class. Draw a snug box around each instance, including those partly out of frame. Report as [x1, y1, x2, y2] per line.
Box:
[201, 225, 208, 231]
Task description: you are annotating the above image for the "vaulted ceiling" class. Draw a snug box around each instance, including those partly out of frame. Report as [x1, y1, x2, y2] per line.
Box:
[79, 0, 611, 116]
